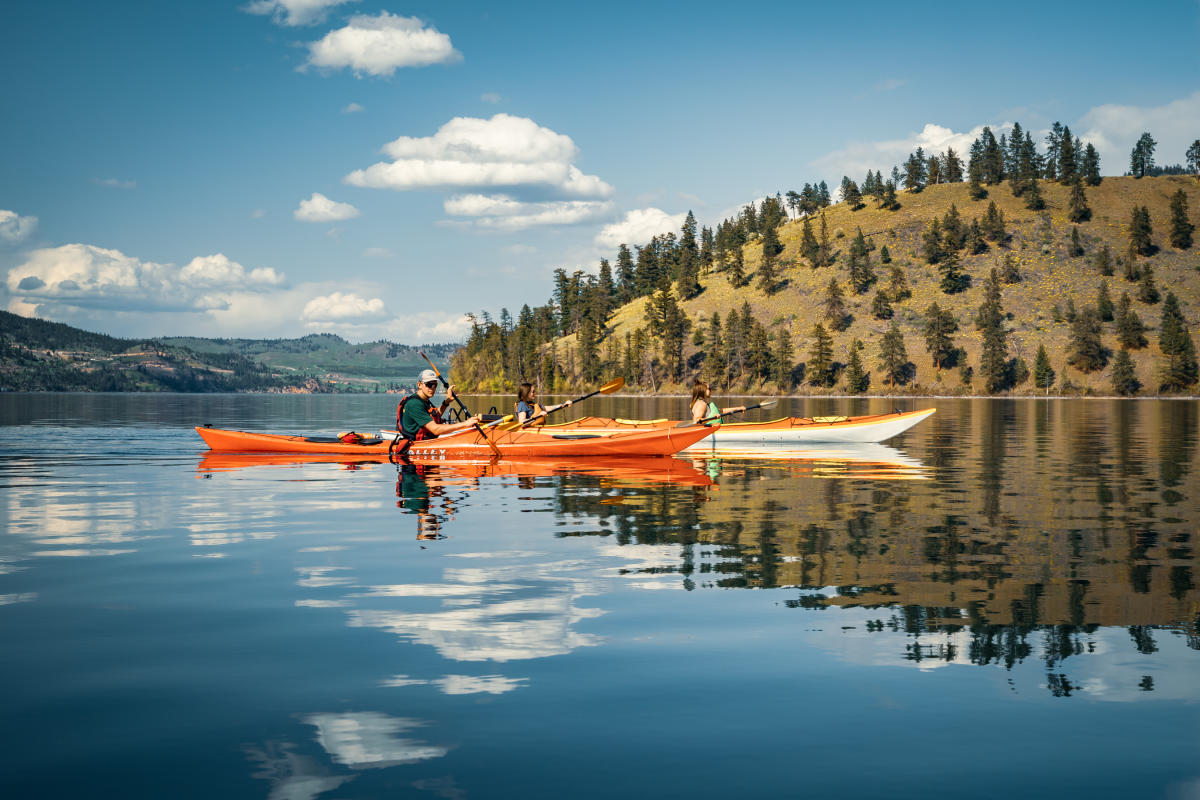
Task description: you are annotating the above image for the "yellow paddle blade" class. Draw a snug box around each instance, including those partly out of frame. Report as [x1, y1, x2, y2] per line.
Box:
[598, 377, 624, 393]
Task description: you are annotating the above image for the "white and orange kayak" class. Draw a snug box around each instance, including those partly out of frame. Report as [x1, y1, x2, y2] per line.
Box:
[469, 407, 936, 446]
[195, 422, 717, 458]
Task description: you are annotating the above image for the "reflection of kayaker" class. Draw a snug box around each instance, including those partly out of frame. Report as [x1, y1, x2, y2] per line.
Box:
[396, 460, 453, 540]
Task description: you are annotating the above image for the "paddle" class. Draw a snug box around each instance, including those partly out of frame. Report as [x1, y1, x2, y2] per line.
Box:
[675, 398, 778, 428]
[497, 377, 625, 432]
[419, 351, 501, 458]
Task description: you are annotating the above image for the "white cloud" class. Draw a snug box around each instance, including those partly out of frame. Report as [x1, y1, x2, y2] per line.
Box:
[6, 244, 285, 313]
[302, 291, 386, 321]
[481, 92, 502, 104]
[594, 208, 687, 250]
[1078, 90, 1200, 173]
[304, 12, 461, 77]
[294, 192, 360, 222]
[344, 114, 613, 199]
[434, 674, 526, 695]
[244, 0, 356, 27]
[249, 208, 266, 219]
[812, 123, 990, 182]
[444, 194, 612, 230]
[304, 712, 448, 769]
[383, 311, 472, 342]
[362, 246, 393, 258]
[0, 210, 37, 243]
[92, 177, 136, 189]
[342, 102, 364, 113]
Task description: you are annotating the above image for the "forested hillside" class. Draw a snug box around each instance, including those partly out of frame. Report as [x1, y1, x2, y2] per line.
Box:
[452, 127, 1200, 397]
[0, 313, 455, 392]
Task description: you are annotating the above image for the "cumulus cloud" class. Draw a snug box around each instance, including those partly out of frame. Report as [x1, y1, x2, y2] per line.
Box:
[383, 311, 472, 342]
[444, 194, 612, 230]
[1078, 91, 1200, 173]
[0, 209, 38, 243]
[594, 208, 687, 250]
[304, 12, 461, 77]
[301, 291, 386, 321]
[342, 102, 364, 113]
[362, 246, 393, 258]
[244, 0, 356, 27]
[812, 123, 991, 183]
[344, 114, 613, 199]
[5, 244, 285, 313]
[294, 192, 360, 222]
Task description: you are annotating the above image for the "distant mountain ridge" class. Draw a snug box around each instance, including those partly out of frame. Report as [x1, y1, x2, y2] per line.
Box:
[0, 311, 457, 392]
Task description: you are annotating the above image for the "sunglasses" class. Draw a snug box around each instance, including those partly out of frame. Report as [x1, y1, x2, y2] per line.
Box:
[422, 380, 438, 389]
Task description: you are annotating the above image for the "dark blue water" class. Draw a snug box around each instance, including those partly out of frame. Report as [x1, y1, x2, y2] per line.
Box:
[1, 393, 1197, 799]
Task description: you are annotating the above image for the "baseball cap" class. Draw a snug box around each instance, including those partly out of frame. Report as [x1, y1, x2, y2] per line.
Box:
[418, 368, 438, 384]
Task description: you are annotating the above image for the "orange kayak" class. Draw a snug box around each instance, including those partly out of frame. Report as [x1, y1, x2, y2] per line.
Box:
[507, 407, 936, 445]
[194, 422, 717, 458]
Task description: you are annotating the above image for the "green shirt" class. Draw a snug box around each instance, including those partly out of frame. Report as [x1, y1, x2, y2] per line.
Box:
[401, 395, 435, 438]
[705, 400, 720, 425]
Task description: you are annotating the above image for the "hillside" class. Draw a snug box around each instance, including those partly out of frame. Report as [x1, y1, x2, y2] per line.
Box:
[0, 313, 454, 393]
[575, 175, 1200, 396]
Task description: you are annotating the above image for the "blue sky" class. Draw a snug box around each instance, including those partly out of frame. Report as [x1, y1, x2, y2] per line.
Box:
[2, 0, 1198, 342]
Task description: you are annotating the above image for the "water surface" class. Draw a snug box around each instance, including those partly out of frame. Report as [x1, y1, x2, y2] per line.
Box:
[1, 393, 1197, 799]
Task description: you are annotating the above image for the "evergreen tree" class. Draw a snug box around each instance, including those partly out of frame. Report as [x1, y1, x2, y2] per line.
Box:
[807, 323, 835, 387]
[844, 339, 869, 394]
[879, 244, 892, 264]
[728, 246, 746, 287]
[1169, 189, 1194, 250]
[965, 218, 986, 254]
[1116, 292, 1148, 350]
[700, 225, 715, 273]
[878, 321, 909, 386]
[938, 249, 969, 294]
[904, 148, 927, 192]
[1130, 132, 1157, 178]
[1188, 139, 1200, 178]
[1158, 291, 1199, 391]
[1137, 264, 1160, 304]
[615, 244, 636, 303]
[975, 268, 1009, 392]
[941, 204, 965, 250]
[1082, 143, 1102, 185]
[921, 218, 944, 263]
[923, 301, 958, 371]
[846, 228, 874, 294]
[1058, 125, 1077, 183]
[888, 263, 910, 301]
[706, 312, 725, 378]
[816, 213, 833, 267]
[1000, 252, 1020, 283]
[981, 127, 1004, 184]
[944, 147, 964, 182]
[880, 180, 900, 210]
[1097, 279, 1114, 321]
[1093, 244, 1114, 275]
[1024, 175, 1045, 210]
[982, 201, 1007, 241]
[1034, 344, 1055, 392]
[800, 217, 819, 264]
[842, 179, 863, 210]
[758, 225, 781, 295]
[823, 277, 848, 331]
[927, 154, 942, 186]
[871, 289, 894, 320]
[1068, 306, 1107, 373]
[1044, 122, 1063, 181]
[1069, 226, 1085, 257]
[1111, 348, 1140, 396]
[1130, 205, 1154, 256]
[1067, 180, 1091, 222]
[773, 329, 794, 390]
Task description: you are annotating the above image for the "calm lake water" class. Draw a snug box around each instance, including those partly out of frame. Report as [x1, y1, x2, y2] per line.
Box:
[1, 392, 1198, 799]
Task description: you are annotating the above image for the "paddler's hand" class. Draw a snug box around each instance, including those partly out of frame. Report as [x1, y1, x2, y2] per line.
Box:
[445, 385, 457, 403]
[465, 415, 483, 428]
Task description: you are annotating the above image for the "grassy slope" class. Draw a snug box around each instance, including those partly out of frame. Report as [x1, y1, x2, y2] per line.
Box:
[598, 175, 1200, 395]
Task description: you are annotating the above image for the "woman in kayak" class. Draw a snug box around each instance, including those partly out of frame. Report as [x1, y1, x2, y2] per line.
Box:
[691, 379, 744, 425]
[516, 382, 572, 424]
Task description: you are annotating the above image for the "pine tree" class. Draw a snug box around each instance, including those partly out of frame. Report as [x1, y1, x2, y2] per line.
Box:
[975, 268, 1009, 392]
[728, 246, 746, 287]
[774, 328, 794, 390]
[938, 249, 969, 294]
[816, 214, 832, 267]
[843, 179, 863, 210]
[1158, 291, 1199, 392]
[1093, 244, 1114, 276]
[1034, 344, 1055, 392]
[1116, 292, 1148, 350]
[1024, 175, 1045, 210]
[847, 228, 874, 294]
[1137, 264, 1160, 304]
[844, 339, 869, 394]
[921, 218, 944, 263]
[923, 301, 958, 371]
[927, 154, 942, 186]
[1068, 306, 1107, 373]
[878, 321, 909, 386]
[981, 201, 1006, 242]
[941, 204, 965, 251]
[1082, 143, 1102, 185]
[1069, 226, 1085, 257]
[1130, 205, 1154, 256]
[880, 180, 900, 210]
[758, 225, 781, 295]
[965, 218, 986, 254]
[616, 244, 636, 303]
[871, 289, 894, 320]
[1169, 189, 1194, 250]
[1044, 122, 1063, 181]
[904, 148, 927, 192]
[1130, 132, 1157, 178]
[944, 147, 964, 182]
[1111, 348, 1140, 396]
[706, 312, 725, 378]
[800, 217, 819, 264]
[823, 277, 848, 331]
[807, 323, 835, 388]
[1097, 279, 1114, 321]
[1000, 253, 1020, 284]
[1188, 139, 1200, 178]
[1067, 180, 1091, 222]
[888, 264, 910, 301]
[1058, 125, 1077, 183]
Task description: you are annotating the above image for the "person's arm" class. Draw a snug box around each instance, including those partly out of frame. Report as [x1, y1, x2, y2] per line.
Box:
[691, 399, 707, 423]
[721, 405, 747, 415]
[423, 415, 482, 437]
[542, 399, 572, 415]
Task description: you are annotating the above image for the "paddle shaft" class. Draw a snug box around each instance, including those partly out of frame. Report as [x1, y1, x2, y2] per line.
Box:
[419, 351, 501, 458]
[681, 399, 777, 428]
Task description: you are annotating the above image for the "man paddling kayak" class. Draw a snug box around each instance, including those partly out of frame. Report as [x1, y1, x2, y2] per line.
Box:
[397, 369, 483, 446]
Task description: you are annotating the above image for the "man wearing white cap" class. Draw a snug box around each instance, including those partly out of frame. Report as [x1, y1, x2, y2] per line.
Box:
[397, 368, 483, 444]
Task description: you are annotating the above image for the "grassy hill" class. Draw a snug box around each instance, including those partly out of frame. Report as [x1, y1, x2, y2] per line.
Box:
[591, 175, 1199, 396]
